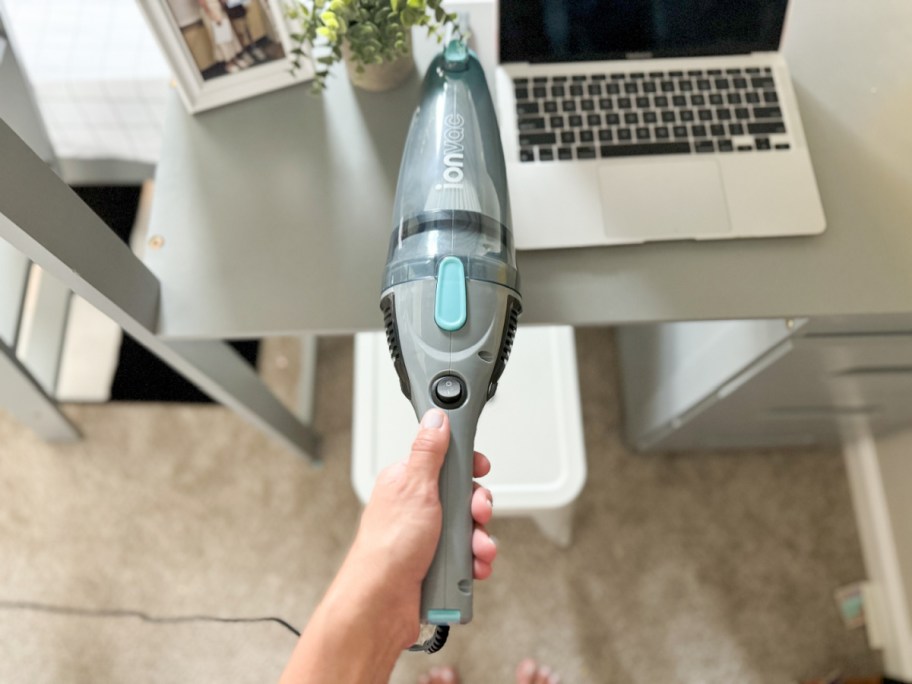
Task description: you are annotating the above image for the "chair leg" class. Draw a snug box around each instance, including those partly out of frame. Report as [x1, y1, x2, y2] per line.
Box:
[0, 119, 320, 461]
[0, 338, 80, 442]
[164, 339, 321, 462]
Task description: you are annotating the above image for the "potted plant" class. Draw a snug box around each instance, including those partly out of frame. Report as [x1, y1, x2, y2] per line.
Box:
[285, 0, 462, 92]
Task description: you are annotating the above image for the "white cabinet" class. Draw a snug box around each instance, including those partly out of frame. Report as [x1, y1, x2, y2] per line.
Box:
[618, 318, 912, 451]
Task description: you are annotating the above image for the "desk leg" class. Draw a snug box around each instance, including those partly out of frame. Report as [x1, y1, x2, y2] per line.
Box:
[0, 119, 320, 461]
[0, 338, 80, 442]
[297, 334, 319, 425]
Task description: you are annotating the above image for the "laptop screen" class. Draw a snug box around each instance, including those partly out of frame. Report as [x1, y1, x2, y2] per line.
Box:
[500, 0, 789, 63]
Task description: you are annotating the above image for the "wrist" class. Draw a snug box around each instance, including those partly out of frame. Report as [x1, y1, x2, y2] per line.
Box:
[332, 548, 420, 648]
[281, 571, 410, 684]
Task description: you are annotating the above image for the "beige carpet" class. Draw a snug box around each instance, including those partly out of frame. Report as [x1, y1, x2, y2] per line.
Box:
[0, 329, 879, 683]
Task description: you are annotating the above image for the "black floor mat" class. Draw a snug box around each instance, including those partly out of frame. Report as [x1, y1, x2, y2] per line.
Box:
[72, 185, 259, 403]
[109, 336, 259, 403]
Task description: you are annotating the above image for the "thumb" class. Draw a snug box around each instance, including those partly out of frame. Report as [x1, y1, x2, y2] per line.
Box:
[407, 409, 450, 480]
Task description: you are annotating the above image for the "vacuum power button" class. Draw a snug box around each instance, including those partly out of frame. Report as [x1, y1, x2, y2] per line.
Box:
[433, 375, 465, 407]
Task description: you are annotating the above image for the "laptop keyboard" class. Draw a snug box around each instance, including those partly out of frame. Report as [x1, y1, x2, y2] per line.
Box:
[513, 67, 790, 162]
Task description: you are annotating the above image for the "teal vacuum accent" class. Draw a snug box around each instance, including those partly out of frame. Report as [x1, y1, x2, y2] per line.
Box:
[427, 609, 462, 626]
[435, 257, 467, 331]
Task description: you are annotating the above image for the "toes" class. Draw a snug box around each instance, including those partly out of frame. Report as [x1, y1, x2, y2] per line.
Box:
[471, 486, 494, 525]
[472, 525, 497, 564]
[516, 659, 537, 684]
[473, 451, 491, 477]
[514, 660, 560, 684]
[421, 666, 457, 684]
[534, 665, 552, 684]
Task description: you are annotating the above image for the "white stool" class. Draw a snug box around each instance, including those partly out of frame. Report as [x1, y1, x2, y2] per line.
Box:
[352, 326, 587, 547]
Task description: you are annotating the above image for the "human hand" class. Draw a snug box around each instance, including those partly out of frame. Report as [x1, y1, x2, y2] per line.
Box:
[341, 408, 497, 646]
[279, 409, 496, 684]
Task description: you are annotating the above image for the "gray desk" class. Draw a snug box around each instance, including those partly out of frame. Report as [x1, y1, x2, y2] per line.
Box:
[145, 0, 912, 340]
[4, 0, 911, 460]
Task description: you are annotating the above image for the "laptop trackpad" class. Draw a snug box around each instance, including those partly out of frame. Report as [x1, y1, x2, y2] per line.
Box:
[597, 158, 732, 242]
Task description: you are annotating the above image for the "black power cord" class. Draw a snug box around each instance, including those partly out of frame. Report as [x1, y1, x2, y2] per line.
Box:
[408, 625, 449, 654]
[0, 600, 300, 637]
[0, 600, 449, 654]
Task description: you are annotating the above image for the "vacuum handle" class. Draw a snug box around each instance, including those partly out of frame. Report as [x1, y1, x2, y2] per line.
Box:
[420, 408, 477, 625]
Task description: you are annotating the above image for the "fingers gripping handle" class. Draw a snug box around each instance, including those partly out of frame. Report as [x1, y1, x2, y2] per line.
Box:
[421, 410, 477, 625]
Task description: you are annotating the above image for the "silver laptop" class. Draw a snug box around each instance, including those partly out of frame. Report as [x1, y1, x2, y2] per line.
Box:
[494, 0, 826, 250]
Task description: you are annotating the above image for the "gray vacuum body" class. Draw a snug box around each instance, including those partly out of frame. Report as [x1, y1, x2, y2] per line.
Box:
[380, 42, 521, 626]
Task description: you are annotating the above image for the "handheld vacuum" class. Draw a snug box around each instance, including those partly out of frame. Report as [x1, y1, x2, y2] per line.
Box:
[380, 41, 522, 653]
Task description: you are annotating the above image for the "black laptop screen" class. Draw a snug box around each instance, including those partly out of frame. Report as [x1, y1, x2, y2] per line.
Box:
[500, 0, 789, 63]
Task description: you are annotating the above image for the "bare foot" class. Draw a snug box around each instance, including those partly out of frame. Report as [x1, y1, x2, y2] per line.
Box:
[418, 665, 458, 684]
[516, 658, 561, 684]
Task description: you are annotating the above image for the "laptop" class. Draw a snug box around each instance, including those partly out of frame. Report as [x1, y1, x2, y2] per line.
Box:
[494, 0, 826, 250]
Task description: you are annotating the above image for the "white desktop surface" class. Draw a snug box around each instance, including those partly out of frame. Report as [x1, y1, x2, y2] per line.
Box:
[143, 0, 912, 339]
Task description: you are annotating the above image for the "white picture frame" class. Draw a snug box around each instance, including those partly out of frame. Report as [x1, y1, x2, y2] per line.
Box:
[137, 0, 314, 113]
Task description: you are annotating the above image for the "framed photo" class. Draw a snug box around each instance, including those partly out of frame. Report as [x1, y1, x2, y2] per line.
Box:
[138, 0, 314, 113]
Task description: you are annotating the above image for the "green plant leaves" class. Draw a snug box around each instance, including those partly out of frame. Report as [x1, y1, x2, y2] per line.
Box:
[283, 0, 462, 90]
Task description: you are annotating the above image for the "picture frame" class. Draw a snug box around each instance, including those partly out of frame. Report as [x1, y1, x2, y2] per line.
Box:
[137, 0, 314, 113]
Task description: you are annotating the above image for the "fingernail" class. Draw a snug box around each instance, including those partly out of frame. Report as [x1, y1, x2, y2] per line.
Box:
[441, 671, 454, 682]
[489, 535, 498, 548]
[421, 409, 445, 429]
[486, 495, 494, 508]
[522, 661, 536, 676]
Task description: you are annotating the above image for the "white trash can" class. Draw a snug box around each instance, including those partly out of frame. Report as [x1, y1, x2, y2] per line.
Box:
[352, 325, 587, 547]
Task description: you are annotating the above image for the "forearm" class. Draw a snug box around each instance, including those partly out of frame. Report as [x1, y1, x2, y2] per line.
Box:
[279, 557, 415, 684]
[279, 411, 482, 683]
